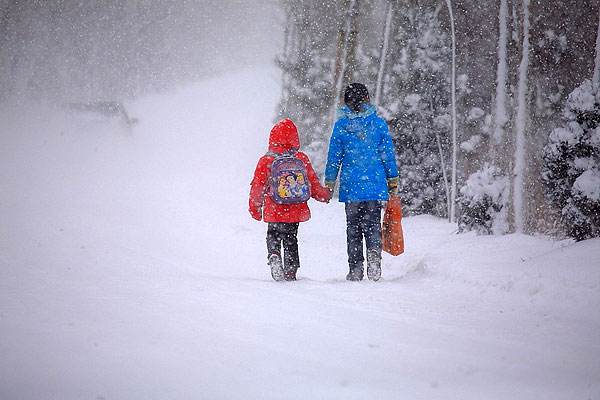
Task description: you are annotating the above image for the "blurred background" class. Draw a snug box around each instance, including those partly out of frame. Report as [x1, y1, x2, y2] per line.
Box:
[0, 0, 282, 103]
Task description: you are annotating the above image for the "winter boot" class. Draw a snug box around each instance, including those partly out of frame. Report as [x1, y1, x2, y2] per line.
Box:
[366, 249, 381, 281]
[346, 262, 364, 281]
[283, 266, 297, 281]
[268, 253, 285, 281]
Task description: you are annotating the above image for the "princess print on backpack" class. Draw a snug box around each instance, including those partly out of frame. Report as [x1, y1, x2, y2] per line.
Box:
[249, 119, 332, 281]
[269, 151, 311, 204]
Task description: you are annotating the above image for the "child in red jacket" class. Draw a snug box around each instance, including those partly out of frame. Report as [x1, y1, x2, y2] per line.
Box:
[249, 118, 331, 281]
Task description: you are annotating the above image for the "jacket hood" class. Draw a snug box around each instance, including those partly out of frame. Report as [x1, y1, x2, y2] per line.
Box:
[269, 118, 300, 153]
[337, 103, 377, 120]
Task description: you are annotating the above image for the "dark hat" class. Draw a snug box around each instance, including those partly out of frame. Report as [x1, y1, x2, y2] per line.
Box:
[344, 83, 370, 113]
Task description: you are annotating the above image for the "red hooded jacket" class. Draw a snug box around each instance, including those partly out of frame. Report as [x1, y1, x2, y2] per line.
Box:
[249, 119, 331, 223]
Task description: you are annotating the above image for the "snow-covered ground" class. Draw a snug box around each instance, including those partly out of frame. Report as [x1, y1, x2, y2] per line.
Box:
[1, 67, 599, 400]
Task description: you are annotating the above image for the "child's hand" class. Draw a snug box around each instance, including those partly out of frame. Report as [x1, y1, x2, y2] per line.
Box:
[315, 186, 333, 203]
[326, 188, 333, 203]
[249, 206, 262, 221]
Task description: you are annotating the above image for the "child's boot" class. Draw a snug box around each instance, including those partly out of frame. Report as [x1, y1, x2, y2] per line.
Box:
[366, 249, 381, 281]
[283, 266, 297, 281]
[269, 253, 285, 281]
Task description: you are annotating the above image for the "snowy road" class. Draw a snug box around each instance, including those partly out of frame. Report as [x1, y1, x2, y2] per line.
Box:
[1, 67, 599, 399]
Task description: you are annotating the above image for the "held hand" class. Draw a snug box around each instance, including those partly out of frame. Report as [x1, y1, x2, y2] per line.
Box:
[324, 180, 335, 204]
[316, 188, 332, 204]
[326, 188, 334, 203]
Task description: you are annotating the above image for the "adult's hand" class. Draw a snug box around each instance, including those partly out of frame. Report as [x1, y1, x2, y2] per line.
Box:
[387, 177, 399, 197]
[324, 181, 335, 204]
[325, 189, 333, 203]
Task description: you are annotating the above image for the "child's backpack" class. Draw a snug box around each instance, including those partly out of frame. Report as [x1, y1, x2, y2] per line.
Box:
[268, 150, 311, 205]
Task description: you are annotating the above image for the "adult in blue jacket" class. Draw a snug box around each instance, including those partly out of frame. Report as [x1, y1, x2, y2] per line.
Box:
[325, 83, 399, 281]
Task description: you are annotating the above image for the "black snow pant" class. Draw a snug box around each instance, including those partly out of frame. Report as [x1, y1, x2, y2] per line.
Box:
[266, 222, 300, 271]
[345, 201, 383, 269]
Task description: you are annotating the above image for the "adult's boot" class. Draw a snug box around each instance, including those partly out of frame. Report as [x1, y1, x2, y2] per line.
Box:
[366, 249, 381, 281]
[346, 262, 364, 281]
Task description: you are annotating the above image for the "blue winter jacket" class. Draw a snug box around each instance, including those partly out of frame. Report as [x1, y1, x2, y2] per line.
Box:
[325, 104, 399, 202]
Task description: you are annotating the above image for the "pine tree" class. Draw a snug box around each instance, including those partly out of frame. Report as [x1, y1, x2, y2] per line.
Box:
[382, 4, 451, 217]
[458, 163, 509, 235]
[542, 80, 600, 240]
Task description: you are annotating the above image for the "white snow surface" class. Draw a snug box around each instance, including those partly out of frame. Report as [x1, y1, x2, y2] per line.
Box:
[1, 67, 600, 400]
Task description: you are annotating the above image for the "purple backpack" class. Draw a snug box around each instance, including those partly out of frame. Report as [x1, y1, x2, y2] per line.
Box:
[268, 150, 311, 205]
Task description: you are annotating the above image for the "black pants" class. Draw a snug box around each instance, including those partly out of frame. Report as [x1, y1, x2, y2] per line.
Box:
[267, 222, 300, 270]
[345, 201, 382, 268]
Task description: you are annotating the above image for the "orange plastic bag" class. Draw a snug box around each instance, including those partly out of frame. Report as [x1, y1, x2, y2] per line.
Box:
[382, 196, 404, 256]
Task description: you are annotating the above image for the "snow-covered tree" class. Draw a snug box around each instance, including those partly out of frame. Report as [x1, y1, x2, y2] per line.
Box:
[542, 80, 600, 241]
[271, 0, 599, 234]
[276, 1, 340, 174]
[381, 5, 451, 217]
[458, 163, 509, 235]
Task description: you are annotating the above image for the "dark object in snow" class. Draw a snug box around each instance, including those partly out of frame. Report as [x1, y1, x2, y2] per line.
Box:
[344, 82, 370, 113]
[67, 101, 139, 127]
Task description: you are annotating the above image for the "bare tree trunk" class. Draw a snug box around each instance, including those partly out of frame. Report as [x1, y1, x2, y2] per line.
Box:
[593, 5, 600, 93]
[375, 1, 393, 107]
[331, 0, 351, 123]
[342, 0, 360, 89]
[513, 0, 530, 233]
[445, 0, 458, 223]
[331, 0, 358, 123]
[437, 131, 451, 221]
[493, 0, 509, 146]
